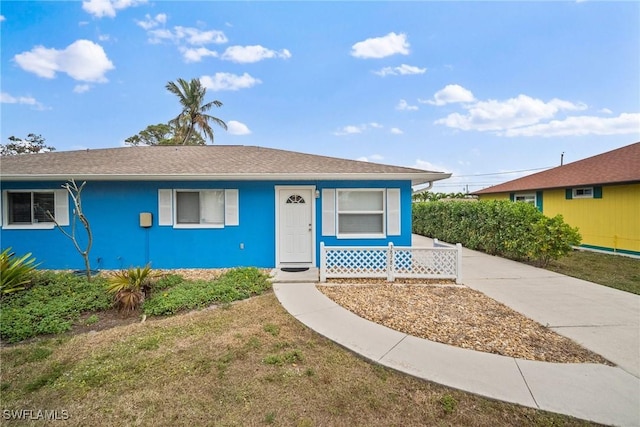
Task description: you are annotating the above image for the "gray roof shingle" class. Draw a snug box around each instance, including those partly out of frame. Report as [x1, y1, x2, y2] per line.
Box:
[0, 145, 450, 185]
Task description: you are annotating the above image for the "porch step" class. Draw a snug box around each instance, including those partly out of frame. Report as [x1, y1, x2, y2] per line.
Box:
[270, 268, 319, 283]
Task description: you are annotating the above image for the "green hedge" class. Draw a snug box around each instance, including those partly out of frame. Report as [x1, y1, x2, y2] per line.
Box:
[412, 200, 581, 266]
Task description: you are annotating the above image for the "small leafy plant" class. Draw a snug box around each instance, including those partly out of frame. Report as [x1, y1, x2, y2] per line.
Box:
[439, 394, 458, 414]
[1, 248, 40, 297]
[107, 265, 159, 314]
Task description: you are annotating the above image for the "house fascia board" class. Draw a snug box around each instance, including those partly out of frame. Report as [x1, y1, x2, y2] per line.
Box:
[0, 172, 451, 186]
[474, 179, 640, 195]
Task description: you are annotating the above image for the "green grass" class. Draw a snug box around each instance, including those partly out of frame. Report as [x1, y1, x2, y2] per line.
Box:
[545, 250, 640, 295]
[0, 294, 598, 426]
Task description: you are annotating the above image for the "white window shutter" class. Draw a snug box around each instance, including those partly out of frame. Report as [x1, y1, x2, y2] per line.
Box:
[158, 189, 173, 226]
[0, 191, 4, 227]
[322, 189, 336, 236]
[225, 189, 239, 226]
[54, 189, 70, 226]
[387, 188, 401, 236]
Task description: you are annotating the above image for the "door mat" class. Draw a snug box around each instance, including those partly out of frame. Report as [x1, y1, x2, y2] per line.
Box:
[281, 267, 309, 273]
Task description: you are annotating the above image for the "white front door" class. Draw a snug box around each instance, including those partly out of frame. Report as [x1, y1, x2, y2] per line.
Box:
[277, 188, 314, 265]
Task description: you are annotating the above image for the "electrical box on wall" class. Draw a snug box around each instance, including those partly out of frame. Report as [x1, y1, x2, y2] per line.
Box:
[139, 212, 153, 228]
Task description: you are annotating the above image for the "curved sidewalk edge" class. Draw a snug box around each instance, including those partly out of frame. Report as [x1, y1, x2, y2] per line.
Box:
[273, 282, 640, 427]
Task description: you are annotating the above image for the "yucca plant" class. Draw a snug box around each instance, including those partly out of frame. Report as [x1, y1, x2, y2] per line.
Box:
[106, 265, 158, 314]
[1, 248, 40, 297]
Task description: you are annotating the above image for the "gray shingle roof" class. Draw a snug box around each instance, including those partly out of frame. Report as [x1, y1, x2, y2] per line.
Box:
[0, 145, 450, 185]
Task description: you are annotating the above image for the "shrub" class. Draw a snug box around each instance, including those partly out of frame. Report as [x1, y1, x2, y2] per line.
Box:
[412, 200, 581, 265]
[106, 265, 159, 314]
[0, 273, 111, 343]
[154, 274, 184, 291]
[1, 248, 40, 296]
[142, 267, 271, 316]
[529, 215, 581, 267]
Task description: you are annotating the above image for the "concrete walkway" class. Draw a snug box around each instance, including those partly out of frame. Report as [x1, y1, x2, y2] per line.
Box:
[272, 235, 640, 427]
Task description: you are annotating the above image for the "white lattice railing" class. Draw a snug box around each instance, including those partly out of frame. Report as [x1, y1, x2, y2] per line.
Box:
[320, 242, 462, 283]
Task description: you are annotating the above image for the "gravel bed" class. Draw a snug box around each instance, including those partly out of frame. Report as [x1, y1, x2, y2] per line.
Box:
[318, 281, 612, 364]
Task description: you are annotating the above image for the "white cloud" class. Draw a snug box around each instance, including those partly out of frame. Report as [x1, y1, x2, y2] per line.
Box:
[423, 84, 476, 106]
[147, 29, 174, 44]
[435, 94, 588, 132]
[135, 13, 167, 30]
[147, 26, 227, 45]
[390, 127, 403, 135]
[82, 0, 146, 18]
[428, 87, 636, 137]
[200, 73, 261, 91]
[14, 39, 114, 82]
[396, 99, 418, 111]
[373, 64, 426, 77]
[1, 92, 47, 110]
[333, 123, 384, 136]
[351, 32, 410, 59]
[227, 120, 252, 135]
[0, 15, 5, 22]
[356, 154, 384, 162]
[144, 24, 228, 61]
[413, 159, 451, 173]
[221, 45, 291, 63]
[503, 113, 640, 137]
[180, 47, 218, 63]
[175, 26, 227, 45]
[334, 125, 365, 136]
[73, 84, 91, 93]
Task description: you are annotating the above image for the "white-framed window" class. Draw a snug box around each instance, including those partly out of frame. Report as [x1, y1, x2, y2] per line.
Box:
[337, 189, 386, 238]
[322, 188, 401, 238]
[176, 190, 224, 226]
[1, 190, 69, 229]
[158, 189, 239, 228]
[572, 187, 593, 199]
[514, 193, 536, 205]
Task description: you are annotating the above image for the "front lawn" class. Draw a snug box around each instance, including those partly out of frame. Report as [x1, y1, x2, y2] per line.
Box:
[545, 250, 640, 295]
[0, 293, 597, 426]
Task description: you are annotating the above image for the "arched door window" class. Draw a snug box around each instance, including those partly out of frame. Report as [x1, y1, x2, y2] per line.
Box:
[286, 194, 306, 204]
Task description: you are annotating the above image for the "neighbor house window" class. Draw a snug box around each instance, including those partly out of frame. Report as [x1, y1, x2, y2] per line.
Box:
[175, 190, 224, 227]
[572, 187, 593, 198]
[337, 189, 385, 237]
[514, 193, 536, 205]
[7, 191, 55, 225]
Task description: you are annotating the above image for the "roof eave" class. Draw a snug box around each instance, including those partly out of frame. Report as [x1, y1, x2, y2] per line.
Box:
[0, 172, 451, 186]
[473, 179, 640, 195]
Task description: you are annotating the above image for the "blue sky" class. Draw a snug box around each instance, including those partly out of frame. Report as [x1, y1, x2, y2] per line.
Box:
[1, 1, 639, 192]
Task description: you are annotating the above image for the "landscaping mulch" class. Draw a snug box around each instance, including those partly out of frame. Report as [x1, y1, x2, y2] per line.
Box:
[318, 281, 612, 365]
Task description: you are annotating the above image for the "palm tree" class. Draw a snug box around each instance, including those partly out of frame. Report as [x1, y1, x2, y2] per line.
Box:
[166, 78, 227, 145]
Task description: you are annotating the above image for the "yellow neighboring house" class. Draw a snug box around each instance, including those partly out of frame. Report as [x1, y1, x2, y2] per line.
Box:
[473, 142, 640, 256]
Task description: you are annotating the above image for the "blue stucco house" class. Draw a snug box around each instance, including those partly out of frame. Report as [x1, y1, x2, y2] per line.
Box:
[0, 146, 450, 270]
